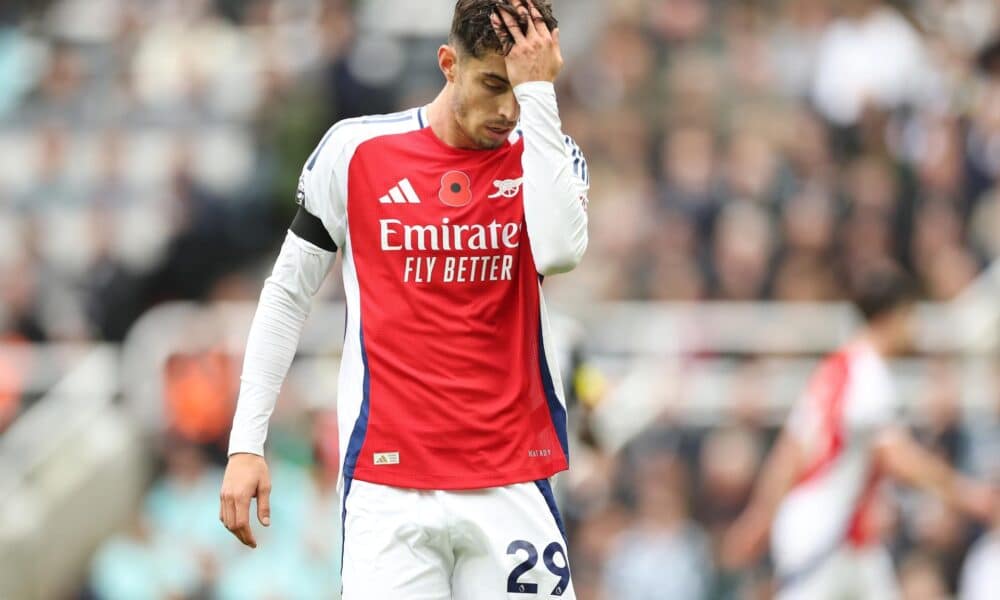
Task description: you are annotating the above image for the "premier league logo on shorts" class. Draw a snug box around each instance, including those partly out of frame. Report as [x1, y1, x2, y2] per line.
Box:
[439, 171, 473, 207]
[296, 175, 306, 206]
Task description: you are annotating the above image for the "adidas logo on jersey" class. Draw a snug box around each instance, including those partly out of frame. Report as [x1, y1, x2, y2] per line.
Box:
[379, 179, 421, 204]
[374, 452, 400, 465]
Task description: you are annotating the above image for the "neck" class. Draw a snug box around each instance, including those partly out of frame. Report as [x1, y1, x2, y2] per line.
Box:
[426, 85, 479, 150]
[858, 325, 893, 357]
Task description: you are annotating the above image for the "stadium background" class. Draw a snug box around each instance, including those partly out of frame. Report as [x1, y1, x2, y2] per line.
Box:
[1, 0, 999, 598]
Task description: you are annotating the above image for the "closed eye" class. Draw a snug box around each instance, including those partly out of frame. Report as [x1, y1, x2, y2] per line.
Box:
[482, 76, 509, 93]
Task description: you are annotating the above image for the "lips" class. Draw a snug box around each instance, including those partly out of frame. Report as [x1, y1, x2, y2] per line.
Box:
[486, 125, 513, 139]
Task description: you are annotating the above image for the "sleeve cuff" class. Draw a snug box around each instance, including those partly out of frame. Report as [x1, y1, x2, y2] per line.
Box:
[227, 442, 265, 457]
[227, 378, 277, 457]
[513, 80, 556, 100]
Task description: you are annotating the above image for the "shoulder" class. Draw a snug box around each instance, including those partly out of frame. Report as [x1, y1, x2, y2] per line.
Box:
[305, 107, 426, 172]
[791, 351, 850, 421]
[807, 350, 851, 398]
[848, 344, 892, 393]
[844, 344, 897, 424]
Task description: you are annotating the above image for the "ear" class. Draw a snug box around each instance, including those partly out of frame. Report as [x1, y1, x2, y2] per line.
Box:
[439, 45, 459, 83]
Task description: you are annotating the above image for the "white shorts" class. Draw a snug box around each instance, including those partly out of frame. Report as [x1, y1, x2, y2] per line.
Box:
[776, 545, 898, 600]
[341, 478, 575, 600]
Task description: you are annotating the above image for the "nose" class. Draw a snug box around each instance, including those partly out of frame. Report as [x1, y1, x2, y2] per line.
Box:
[498, 91, 518, 124]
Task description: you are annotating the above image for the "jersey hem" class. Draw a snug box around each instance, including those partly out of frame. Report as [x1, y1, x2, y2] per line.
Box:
[349, 462, 568, 491]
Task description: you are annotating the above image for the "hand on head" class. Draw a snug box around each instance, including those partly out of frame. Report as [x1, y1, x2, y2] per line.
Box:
[489, 0, 563, 86]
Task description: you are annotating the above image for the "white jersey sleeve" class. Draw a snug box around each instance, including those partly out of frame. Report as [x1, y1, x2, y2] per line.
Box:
[514, 81, 589, 276]
[227, 125, 351, 456]
[228, 231, 335, 456]
[229, 110, 425, 456]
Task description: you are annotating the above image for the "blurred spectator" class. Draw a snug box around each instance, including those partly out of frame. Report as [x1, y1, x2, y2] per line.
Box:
[811, 1, 933, 126]
[970, 186, 1000, 261]
[602, 450, 712, 599]
[916, 360, 969, 464]
[710, 203, 774, 300]
[89, 514, 203, 600]
[695, 426, 762, 540]
[570, 504, 629, 600]
[88, 439, 225, 600]
[908, 498, 972, 592]
[898, 550, 951, 600]
[163, 351, 237, 451]
[657, 126, 720, 237]
[964, 362, 1000, 483]
[89, 437, 343, 600]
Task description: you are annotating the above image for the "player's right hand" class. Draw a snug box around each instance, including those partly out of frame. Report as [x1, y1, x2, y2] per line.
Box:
[220, 452, 271, 548]
[491, 0, 563, 87]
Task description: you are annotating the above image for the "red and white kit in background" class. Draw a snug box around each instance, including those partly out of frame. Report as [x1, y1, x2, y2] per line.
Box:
[228, 81, 588, 599]
[772, 340, 901, 599]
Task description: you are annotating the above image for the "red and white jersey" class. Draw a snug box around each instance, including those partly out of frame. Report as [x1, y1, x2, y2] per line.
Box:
[771, 340, 899, 574]
[293, 98, 586, 490]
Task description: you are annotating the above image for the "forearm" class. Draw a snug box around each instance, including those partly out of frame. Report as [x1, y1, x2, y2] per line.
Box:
[722, 431, 805, 566]
[876, 428, 965, 504]
[515, 81, 588, 275]
[744, 432, 804, 520]
[228, 232, 334, 456]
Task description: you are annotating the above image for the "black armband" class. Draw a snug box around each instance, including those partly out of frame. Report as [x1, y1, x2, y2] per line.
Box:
[290, 206, 337, 252]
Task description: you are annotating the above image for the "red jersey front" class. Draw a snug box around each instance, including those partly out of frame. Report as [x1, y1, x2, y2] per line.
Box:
[299, 107, 580, 490]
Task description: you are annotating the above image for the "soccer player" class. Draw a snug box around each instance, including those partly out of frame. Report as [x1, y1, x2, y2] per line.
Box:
[721, 267, 997, 599]
[219, 1, 587, 598]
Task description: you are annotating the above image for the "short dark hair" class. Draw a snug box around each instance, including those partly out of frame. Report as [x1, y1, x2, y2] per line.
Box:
[450, 0, 558, 58]
[851, 265, 919, 322]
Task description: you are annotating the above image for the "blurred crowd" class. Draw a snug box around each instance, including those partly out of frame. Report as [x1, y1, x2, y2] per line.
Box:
[562, 0, 1000, 306]
[3, 0, 999, 339]
[563, 355, 1000, 599]
[1, 0, 999, 598]
[82, 354, 1000, 600]
[86, 435, 345, 600]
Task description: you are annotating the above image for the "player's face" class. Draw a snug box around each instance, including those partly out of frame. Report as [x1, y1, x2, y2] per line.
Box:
[451, 51, 520, 150]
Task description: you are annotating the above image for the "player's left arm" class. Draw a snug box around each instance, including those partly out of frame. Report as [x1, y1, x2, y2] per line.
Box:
[495, 1, 589, 276]
[874, 426, 997, 522]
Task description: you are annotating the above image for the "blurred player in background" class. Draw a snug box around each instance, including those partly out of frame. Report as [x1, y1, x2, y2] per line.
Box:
[219, 0, 588, 598]
[722, 267, 997, 599]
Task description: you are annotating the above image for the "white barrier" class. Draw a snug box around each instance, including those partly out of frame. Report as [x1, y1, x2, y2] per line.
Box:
[0, 345, 151, 600]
